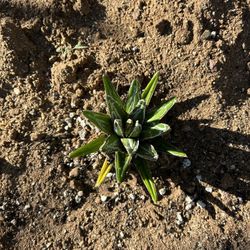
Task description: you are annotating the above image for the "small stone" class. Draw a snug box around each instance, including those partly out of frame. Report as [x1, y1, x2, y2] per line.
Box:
[77, 191, 84, 197]
[201, 30, 211, 40]
[176, 212, 184, 224]
[30, 132, 45, 141]
[13, 87, 21, 95]
[128, 193, 135, 200]
[238, 197, 243, 204]
[197, 200, 206, 208]
[185, 196, 193, 204]
[247, 61, 250, 71]
[205, 187, 212, 193]
[100, 195, 108, 202]
[106, 173, 113, 178]
[230, 165, 236, 170]
[24, 204, 31, 210]
[182, 159, 191, 168]
[185, 202, 194, 210]
[69, 167, 80, 178]
[119, 232, 124, 239]
[210, 31, 217, 39]
[10, 219, 17, 225]
[159, 187, 167, 196]
[75, 195, 82, 204]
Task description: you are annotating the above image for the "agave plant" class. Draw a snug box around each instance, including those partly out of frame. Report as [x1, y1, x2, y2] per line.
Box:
[69, 72, 187, 203]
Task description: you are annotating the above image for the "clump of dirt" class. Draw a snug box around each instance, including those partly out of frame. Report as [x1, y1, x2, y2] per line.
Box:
[0, 17, 35, 77]
[0, 0, 250, 250]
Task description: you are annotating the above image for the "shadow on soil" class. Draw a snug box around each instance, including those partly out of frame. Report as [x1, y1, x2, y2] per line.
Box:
[157, 95, 250, 219]
[202, 0, 250, 109]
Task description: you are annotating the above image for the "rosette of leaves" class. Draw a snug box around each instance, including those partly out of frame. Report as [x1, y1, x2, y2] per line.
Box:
[69, 72, 187, 203]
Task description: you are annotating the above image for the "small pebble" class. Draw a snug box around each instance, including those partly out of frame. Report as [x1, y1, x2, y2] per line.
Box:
[205, 187, 212, 193]
[13, 87, 21, 95]
[201, 29, 211, 40]
[24, 204, 31, 210]
[100, 195, 108, 202]
[106, 173, 113, 178]
[128, 193, 135, 200]
[185, 202, 194, 210]
[75, 195, 82, 204]
[69, 167, 80, 178]
[159, 187, 167, 196]
[119, 232, 124, 239]
[176, 212, 184, 224]
[230, 165, 236, 170]
[182, 159, 191, 168]
[77, 191, 84, 197]
[185, 196, 193, 204]
[238, 197, 243, 204]
[210, 31, 217, 39]
[197, 200, 206, 208]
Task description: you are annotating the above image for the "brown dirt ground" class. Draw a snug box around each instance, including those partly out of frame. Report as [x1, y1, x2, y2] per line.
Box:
[0, 0, 250, 249]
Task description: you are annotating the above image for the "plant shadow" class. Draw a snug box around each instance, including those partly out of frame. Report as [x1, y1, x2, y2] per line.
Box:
[156, 95, 250, 219]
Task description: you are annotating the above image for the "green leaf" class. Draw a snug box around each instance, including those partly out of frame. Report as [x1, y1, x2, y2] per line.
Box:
[146, 97, 177, 123]
[129, 120, 142, 138]
[141, 123, 171, 140]
[102, 74, 126, 120]
[115, 152, 132, 183]
[136, 143, 159, 161]
[95, 158, 113, 187]
[135, 158, 158, 203]
[126, 79, 141, 114]
[83, 110, 113, 134]
[69, 134, 106, 158]
[121, 138, 139, 155]
[154, 141, 187, 158]
[131, 99, 146, 124]
[114, 119, 124, 137]
[141, 72, 159, 106]
[124, 119, 134, 137]
[101, 134, 123, 153]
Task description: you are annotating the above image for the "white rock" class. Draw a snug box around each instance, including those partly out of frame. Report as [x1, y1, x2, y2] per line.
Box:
[197, 200, 206, 208]
[77, 191, 84, 197]
[24, 204, 31, 210]
[185, 196, 194, 204]
[159, 187, 167, 196]
[75, 195, 82, 203]
[185, 203, 194, 210]
[106, 173, 113, 178]
[13, 87, 21, 95]
[176, 212, 183, 223]
[119, 232, 124, 239]
[205, 187, 212, 193]
[100, 195, 108, 202]
[128, 193, 135, 200]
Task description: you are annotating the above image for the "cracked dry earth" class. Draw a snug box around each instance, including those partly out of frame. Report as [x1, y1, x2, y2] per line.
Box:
[0, 0, 250, 249]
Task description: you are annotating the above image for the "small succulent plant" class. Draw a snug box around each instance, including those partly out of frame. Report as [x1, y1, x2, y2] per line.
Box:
[69, 72, 187, 203]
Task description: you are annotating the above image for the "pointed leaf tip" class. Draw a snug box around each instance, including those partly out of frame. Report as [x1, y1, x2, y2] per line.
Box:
[141, 72, 159, 106]
[135, 158, 158, 203]
[83, 110, 113, 134]
[146, 97, 177, 123]
[95, 158, 113, 187]
[69, 134, 106, 158]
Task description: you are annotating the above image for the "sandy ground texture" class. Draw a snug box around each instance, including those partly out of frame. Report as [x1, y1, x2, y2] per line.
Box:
[0, 0, 250, 249]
